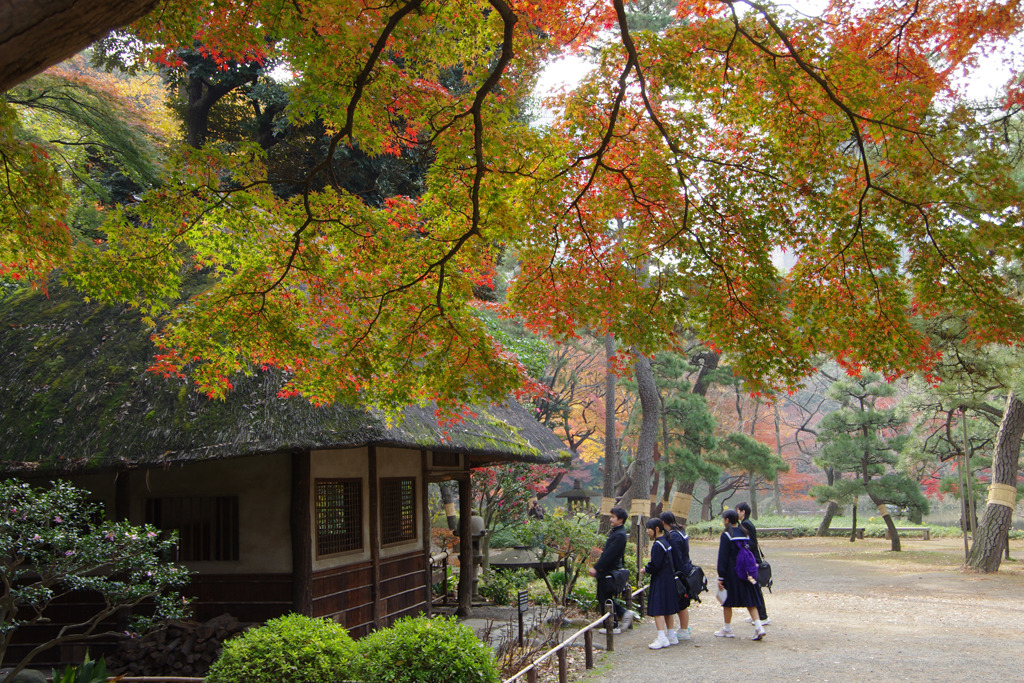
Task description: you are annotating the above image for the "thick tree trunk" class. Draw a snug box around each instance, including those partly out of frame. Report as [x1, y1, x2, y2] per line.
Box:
[701, 487, 715, 521]
[601, 333, 617, 533]
[1, 0, 157, 92]
[817, 501, 839, 535]
[816, 468, 839, 536]
[439, 480, 459, 530]
[968, 392, 1024, 572]
[618, 354, 658, 518]
[750, 471, 758, 518]
[868, 491, 901, 551]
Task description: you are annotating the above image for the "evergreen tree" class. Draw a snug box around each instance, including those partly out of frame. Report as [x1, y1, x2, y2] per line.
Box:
[812, 372, 928, 551]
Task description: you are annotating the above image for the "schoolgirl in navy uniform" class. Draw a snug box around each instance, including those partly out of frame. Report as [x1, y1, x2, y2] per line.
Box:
[715, 509, 767, 641]
[660, 511, 693, 642]
[639, 517, 680, 650]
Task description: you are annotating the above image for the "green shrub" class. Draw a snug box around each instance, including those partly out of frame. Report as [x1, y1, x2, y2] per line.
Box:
[567, 576, 596, 610]
[479, 568, 534, 605]
[547, 569, 567, 589]
[206, 614, 358, 683]
[354, 615, 499, 683]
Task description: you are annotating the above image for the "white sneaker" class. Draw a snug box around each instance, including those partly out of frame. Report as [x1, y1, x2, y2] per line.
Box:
[649, 635, 670, 650]
[714, 627, 735, 638]
[667, 632, 679, 645]
[598, 627, 621, 635]
[746, 616, 771, 625]
[676, 628, 691, 641]
[620, 611, 634, 630]
[752, 625, 767, 641]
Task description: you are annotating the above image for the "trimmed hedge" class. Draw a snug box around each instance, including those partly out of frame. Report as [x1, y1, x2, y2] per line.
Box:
[206, 614, 359, 683]
[353, 615, 499, 683]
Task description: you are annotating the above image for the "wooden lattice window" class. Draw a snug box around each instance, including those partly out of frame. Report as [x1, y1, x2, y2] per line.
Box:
[145, 496, 239, 561]
[380, 478, 416, 545]
[315, 479, 362, 556]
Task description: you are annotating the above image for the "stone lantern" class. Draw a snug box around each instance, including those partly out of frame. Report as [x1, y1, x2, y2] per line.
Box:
[555, 479, 600, 513]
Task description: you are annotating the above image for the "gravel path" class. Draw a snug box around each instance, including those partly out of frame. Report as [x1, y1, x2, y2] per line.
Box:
[581, 536, 1024, 683]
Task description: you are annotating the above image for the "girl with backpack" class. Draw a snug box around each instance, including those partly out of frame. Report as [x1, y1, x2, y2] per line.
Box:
[715, 509, 767, 641]
[659, 511, 693, 642]
[639, 518, 680, 650]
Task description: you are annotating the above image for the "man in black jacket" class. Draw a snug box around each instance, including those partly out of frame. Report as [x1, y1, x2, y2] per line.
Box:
[589, 506, 629, 633]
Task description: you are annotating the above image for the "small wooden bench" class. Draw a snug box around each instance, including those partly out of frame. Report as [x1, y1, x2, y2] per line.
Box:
[758, 527, 795, 538]
[827, 527, 865, 539]
[885, 526, 931, 540]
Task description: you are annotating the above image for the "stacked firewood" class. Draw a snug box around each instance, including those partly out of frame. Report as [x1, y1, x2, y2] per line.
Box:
[107, 613, 248, 677]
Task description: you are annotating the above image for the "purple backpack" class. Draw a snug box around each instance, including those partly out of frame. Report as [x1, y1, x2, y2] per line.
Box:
[733, 535, 759, 582]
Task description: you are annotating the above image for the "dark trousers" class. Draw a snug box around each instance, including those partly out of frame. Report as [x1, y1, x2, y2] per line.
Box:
[596, 575, 626, 627]
[754, 583, 768, 620]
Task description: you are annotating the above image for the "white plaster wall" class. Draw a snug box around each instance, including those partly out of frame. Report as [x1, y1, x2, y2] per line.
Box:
[128, 453, 293, 574]
[375, 446, 423, 560]
[310, 447, 371, 569]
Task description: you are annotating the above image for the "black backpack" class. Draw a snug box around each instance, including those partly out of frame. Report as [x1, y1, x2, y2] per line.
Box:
[680, 564, 708, 603]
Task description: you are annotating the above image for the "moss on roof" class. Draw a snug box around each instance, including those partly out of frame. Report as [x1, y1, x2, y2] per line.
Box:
[0, 283, 570, 475]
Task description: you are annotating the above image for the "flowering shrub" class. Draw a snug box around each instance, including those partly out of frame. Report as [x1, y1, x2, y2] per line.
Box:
[0, 479, 190, 681]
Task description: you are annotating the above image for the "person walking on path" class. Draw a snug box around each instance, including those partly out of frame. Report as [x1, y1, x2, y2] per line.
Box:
[640, 518, 680, 650]
[737, 501, 770, 626]
[715, 509, 767, 641]
[659, 511, 693, 642]
[590, 506, 629, 634]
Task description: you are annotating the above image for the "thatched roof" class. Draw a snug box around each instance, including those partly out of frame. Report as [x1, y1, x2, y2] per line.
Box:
[0, 282, 570, 475]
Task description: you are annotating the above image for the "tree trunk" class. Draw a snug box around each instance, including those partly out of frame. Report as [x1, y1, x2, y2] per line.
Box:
[967, 391, 1024, 572]
[868, 491, 901, 551]
[600, 333, 617, 533]
[618, 354, 658, 518]
[439, 480, 459, 530]
[701, 487, 715, 521]
[817, 501, 838, 535]
[850, 501, 857, 543]
[773, 404, 784, 515]
[816, 468, 838, 536]
[1, 0, 157, 92]
[750, 471, 758, 518]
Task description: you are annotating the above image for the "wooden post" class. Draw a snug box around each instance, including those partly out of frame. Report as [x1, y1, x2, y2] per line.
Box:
[291, 451, 312, 615]
[369, 445, 382, 627]
[421, 450, 432, 616]
[114, 469, 131, 522]
[527, 669, 538, 683]
[604, 600, 614, 651]
[557, 648, 568, 683]
[584, 629, 594, 669]
[456, 474, 473, 617]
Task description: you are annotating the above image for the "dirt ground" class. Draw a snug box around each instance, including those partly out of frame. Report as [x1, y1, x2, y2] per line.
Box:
[580, 535, 1024, 683]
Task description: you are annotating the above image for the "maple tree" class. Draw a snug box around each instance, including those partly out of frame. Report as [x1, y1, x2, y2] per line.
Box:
[1, 0, 1023, 421]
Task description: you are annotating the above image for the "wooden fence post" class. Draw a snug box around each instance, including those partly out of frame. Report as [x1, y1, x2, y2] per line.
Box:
[584, 628, 594, 669]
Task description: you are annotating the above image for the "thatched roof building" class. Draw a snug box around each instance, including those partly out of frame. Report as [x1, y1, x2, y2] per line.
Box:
[0, 282, 570, 672]
[0, 282, 568, 475]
